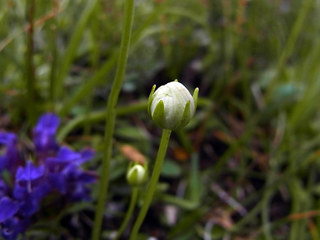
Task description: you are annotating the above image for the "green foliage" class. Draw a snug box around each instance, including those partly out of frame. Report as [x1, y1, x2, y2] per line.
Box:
[1, 0, 320, 239]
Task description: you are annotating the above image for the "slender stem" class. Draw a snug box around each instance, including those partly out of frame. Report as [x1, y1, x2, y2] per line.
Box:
[48, 0, 59, 110]
[91, 1, 135, 240]
[130, 129, 172, 240]
[114, 187, 139, 240]
[58, 2, 168, 116]
[57, 101, 147, 143]
[26, 0, 36, 122]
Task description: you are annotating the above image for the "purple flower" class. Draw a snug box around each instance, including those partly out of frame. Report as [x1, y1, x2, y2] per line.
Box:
[45, 147, 93, 176]
[13, 161, 50, 216]
[1, 217, 29, 240]
[33, 113, 60, 160]
[0, 197, 24, 240]
[0, 113, 96, 239]
[0, 133, 20, 173]
[0, 197, 20, 222]
[56, 146, 95, 164]
[45, 147, 95, 200]
[61, 163, 96, 201]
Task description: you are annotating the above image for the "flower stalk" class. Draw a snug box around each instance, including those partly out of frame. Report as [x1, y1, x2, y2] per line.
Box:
[129, 81, 198, 239]
[91, 0, 136, 239]
[115, 160, 147, 239]
[114, 187, 139, 240]
[129, 129, 172, 240]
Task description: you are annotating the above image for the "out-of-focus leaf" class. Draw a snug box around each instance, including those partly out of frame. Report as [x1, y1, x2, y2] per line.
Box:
[119, 144, 146, 165]
[161, 159, 182, 177]
[114, 126, 148, 141]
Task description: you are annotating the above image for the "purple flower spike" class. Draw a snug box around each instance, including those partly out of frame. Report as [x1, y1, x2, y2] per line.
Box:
[33, 113, 60, 160]
[13, 161, 50, 216]
[0, 132, 20, 174]
[0, 197, 20, 222]
[0, 112, 96, 239]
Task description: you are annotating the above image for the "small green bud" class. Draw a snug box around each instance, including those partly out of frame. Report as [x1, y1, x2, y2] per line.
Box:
[148, 80, 199, 130]
[126, 163, 148, 186]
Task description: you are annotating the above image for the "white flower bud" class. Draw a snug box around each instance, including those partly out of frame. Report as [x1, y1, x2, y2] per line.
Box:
[126, 163, 148, 186]
[148, 81, 199, 130]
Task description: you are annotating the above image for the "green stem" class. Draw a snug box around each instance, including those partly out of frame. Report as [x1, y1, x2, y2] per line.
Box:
[130, 129, 172, 240]
[57, 101, 147, 142]
[58, 2, 168, 116]
[91, 0, 135, 239]
[26, 0, 36, 122]
[114, 187, 139, 240]
[48, 1, 58, 110]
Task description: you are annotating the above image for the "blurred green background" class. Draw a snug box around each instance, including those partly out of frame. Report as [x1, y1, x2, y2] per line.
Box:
[1, 0, 320, 239]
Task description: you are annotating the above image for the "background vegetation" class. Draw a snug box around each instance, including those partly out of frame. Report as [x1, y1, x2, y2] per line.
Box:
[1, 0, 320, 239]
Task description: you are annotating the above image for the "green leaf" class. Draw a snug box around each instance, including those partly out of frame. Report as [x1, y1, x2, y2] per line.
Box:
[115, 126, 148, 141]
[161, 159, 182, 177]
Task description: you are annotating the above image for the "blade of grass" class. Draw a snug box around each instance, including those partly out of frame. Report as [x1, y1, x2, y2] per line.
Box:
[268, 0, 314, 95]
[54, 0, 99, 101]
[25, 0, 36, 123]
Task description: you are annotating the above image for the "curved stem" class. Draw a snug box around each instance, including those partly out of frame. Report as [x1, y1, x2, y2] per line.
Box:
[114, 187, 139, 240]
[57, 101, 147, 142]
[130, 129, 172, 240]
[91, 0, 135, 239]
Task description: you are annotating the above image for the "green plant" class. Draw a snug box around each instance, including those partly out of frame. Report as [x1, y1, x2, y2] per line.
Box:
[129, 81, 198, 239]
[91, 0, 136, 239]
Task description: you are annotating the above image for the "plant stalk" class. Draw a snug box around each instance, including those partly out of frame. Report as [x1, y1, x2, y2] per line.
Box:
[91, 0, 135, 239]
[26, 0, 36, 122]
[114, 187, 139, 240]
[130, 129, 172, 240]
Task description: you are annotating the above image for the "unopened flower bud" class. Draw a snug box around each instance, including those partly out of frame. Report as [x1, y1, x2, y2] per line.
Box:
[126, 163, 148, 186]
[148, 80, 199, 130]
